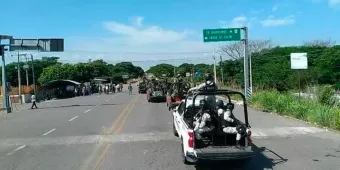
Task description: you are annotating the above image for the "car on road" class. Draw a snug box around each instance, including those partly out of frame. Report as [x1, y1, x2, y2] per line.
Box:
[138, 82, 147, 93]
[172, 89, 254, 166]
[147, 90, 166, 102]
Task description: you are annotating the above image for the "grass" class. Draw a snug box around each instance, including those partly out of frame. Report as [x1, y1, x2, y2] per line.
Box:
[249, 90, 340, 131]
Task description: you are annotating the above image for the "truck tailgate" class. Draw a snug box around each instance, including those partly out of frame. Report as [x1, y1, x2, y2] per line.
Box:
[195, 146, 254, 160]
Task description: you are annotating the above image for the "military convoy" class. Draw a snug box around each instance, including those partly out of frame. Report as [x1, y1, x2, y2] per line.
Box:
[143, 76, 190, 104]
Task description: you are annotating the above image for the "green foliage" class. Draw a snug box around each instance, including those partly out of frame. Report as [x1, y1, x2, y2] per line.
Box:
[36, 59, 144, 85]
[317, 85, 337, 106]
[0, 57, 61, 86]
[147, 63, 175, 77]
[250, 90, 340, 130]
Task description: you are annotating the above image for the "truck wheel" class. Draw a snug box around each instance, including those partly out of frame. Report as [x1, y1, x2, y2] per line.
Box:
[181, 140, 190, 165]
[173, 118, 178, 137]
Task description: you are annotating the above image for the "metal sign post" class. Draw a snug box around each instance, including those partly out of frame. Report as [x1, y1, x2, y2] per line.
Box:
[242, 27, 252, 100]
[2, 37, 64, 112]
[290, 53, 308, 98]
[202, 27, 252, 100]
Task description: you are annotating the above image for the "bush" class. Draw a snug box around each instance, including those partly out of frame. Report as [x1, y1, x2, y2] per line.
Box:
[317, 85, 337, 106]
[249, 90, 340, 130]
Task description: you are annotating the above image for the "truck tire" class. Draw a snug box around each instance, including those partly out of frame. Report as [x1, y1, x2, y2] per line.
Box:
[173, 118, 178, 137]
[181, 140, 190, 165]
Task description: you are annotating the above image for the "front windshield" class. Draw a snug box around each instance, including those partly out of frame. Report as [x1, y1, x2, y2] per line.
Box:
[152, 91, 163, 96]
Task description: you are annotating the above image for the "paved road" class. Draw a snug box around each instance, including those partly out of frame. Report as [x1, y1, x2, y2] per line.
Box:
[0, 84, 339, 170]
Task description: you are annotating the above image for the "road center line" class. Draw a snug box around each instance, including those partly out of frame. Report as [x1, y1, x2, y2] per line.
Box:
[6, 145, 27, 156]
[68, 116, 79, 122]
[43, 128, 56, 136]
[84, 109, 91, 113]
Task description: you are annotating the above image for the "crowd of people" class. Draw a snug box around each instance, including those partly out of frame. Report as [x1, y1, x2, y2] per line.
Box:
[75, 83, 125, 96]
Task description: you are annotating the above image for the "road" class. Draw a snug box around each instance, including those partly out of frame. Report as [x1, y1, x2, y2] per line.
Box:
[0, 84, 339, 170]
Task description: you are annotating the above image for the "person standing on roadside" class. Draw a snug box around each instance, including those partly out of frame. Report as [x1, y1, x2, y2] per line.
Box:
[105, 84, 109, 94]
[31, 93, 38, 109]
[128, 83, 133, 95]
[120, 83, 123, 92]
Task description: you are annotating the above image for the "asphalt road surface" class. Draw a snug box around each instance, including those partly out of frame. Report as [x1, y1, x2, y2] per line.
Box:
[0, 84, 339, 170]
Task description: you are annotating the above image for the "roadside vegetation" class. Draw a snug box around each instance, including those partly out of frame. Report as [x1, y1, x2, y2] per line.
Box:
[249, 89, 340, 131]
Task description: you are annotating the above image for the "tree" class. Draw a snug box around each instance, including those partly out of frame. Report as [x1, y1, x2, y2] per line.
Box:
[177, 63, 194, 77]
[303, 39, 336, 47]
[315, 45, 340, 84]
[219, 39, 273, 59]
[147, 63, 175, 77]
[38, 60, 144, 85]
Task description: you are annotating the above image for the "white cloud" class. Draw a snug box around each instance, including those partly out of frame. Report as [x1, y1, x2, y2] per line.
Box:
[261, 15, 295, 27]
[129, 16, 144, 27]
[220, 16, 250, 28]
[250, 9, 264, 14]
[307, 0, 340, 7]
[329, 0, 340, 7]
[272, 4, 279, 11]
[41, 17, 215, 69]
[103, 21, 190, 44]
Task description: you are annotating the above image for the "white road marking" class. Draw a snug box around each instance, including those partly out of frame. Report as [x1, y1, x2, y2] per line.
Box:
[0, 127, 333, 148]
[105, 99, 110, 101]
[42, 128, 56, 136]
[6, 145, 27, 155]
[68, 116, 79, 121]
[84, 109, 91, 113]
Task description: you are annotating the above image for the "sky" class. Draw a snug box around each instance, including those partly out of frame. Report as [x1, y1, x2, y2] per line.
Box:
[0, 0, 340, 69]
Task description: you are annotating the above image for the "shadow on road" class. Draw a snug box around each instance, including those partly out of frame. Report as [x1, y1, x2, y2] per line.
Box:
[193, 144, 287, 170]
[33, 103, 122, 110]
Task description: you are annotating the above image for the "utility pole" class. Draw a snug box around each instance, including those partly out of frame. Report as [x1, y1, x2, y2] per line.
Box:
[220, 55, 224, 86]
[242, 27, 251, 100]
[17, 51, 22, 104]
[213, 45, 217, 85]
[0, 35, 13, 113]
[24, 55, 29, 86]
[30, 54, 36, 96]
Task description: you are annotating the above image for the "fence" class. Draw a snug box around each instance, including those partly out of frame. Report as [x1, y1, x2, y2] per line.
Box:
[0, 85, 39, 95]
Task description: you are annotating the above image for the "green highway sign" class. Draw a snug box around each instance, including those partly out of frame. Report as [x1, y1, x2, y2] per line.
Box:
[203, 28, 242, 42]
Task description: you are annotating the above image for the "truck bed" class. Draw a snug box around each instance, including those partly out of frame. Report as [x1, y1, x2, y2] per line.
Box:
[194, 146, 254, 160]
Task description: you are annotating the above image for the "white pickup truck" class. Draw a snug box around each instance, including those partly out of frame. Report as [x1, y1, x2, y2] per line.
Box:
[172, 90, 254, 165]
